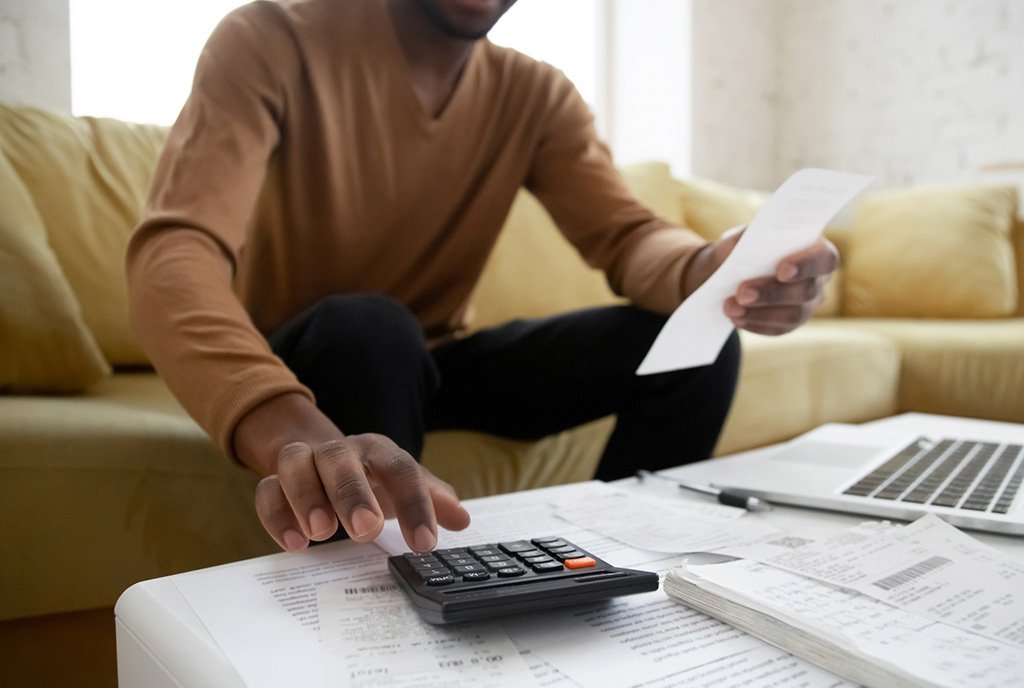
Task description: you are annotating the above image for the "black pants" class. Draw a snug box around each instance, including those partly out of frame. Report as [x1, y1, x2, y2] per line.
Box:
[268, 293, 740, 481]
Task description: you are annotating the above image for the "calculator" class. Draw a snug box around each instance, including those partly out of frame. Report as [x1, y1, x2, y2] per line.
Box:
[387, 536, 660, 624]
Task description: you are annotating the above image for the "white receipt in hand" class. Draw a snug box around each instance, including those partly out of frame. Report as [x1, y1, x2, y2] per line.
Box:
[636, 168, 874, 375]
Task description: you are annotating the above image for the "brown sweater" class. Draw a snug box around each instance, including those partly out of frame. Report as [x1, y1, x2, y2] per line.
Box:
[126, 0, 705, 459]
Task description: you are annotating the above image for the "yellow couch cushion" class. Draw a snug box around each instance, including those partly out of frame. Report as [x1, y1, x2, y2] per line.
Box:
[676, 176, 769, 241]
[838, 319, 1024, 424]
[0, 373, 272, 619]
[716, 323, 901, 456]
[0, 148, 109, 392]
[845, 183, 1019, 318]
[0, 106, 167, 366]
[1015, 215, 1024, 315]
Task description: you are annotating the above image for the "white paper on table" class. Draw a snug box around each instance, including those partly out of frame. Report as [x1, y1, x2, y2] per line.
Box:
[637, 168, 874, 374]
[723, 514, 1024, 649]
[376, 481, 679, 572]
[677, 559, 1024, 688]
[171, 540, 387, 688]
[554, 489, 783, 553]
[377, 482, 851, 687]
[501, 588, 854, 688]
[318, 575, 536, 688]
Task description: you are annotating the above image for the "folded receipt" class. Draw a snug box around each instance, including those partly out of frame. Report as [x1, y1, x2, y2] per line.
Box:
[637, 168, 874, 375]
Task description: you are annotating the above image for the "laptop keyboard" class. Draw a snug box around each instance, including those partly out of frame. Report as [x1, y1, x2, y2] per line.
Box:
[843, 438, 1024, 513]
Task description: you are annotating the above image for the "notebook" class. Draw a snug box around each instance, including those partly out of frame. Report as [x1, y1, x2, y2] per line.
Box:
[678, 414, 1024, 536]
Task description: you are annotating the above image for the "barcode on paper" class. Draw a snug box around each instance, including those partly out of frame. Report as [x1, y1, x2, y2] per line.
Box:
[871, 556, 952, 591]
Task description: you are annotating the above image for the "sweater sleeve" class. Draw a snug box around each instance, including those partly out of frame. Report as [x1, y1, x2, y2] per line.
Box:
[126, 4, 313, 461]
[524, 70, 706, 315]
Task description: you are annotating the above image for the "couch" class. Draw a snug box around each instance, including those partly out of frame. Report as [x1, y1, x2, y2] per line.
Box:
[2, 104, 1022, 634]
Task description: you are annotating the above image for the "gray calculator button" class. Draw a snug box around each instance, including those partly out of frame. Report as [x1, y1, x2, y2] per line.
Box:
[424, 574, 456, 586]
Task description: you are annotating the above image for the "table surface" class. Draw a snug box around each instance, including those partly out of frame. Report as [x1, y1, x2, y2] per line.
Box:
[114, 413, 1024, 687]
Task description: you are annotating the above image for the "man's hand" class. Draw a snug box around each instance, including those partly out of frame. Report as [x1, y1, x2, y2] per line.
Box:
[684, 227, 839, 336]
[233, 393, 470, 553]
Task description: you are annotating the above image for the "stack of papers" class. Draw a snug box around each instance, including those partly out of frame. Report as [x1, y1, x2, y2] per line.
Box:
[664, 516, 1024, 688]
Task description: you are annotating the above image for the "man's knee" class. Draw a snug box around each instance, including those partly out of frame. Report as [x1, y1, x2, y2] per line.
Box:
[301, 293, 428, 364]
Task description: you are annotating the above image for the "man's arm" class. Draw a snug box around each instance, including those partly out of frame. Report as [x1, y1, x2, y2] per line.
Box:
[525, 71, 835, 334]
[127, 4, 467, 553]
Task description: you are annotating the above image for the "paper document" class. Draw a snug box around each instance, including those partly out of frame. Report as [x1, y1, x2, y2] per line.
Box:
[378, 481, 852, 687]
[637, 168, 873, 374]
[503, 589, 853, 688]
[723, 514, 1024, 648]
[554, 489, 781, 553]
[376, 481, 678, 572]
[171, 540, 387, 688]
[318, 575, 535, 687]
[667, 558, 1024, 688]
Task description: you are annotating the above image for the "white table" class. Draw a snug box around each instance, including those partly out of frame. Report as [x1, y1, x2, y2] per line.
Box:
[115, 413, 1024, 687]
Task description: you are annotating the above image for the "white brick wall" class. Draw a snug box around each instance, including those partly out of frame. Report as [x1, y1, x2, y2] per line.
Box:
[692, 0, 1024, 190]
[0, 0, 70, 111]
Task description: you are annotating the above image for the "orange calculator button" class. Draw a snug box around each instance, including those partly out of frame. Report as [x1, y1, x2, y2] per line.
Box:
[564, 557, 596, 569]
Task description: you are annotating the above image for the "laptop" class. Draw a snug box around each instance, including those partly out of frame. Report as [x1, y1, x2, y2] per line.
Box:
[678, 414, 1024, 536]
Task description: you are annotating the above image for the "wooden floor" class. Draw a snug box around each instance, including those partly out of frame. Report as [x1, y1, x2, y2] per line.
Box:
[0, 608, 117, 688]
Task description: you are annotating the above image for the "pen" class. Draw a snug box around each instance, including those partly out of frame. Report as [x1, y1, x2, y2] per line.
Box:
[636, 469, 771, 512]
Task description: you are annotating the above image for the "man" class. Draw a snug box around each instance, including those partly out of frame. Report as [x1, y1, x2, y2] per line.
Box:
[127, 0, 837, 555]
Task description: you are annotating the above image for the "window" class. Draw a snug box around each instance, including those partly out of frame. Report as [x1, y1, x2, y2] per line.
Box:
[70, 1, 691, 176]
[70, 0, 602, 127]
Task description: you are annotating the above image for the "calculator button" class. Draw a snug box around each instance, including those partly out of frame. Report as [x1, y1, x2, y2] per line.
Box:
[546, 544, 576, 554]
[497, 566, 526, 577]
[435, 549, 470, 561]
[564, 557, 597, 569]
[479, 554, 506, 563]
[411, 559, 445, 567]
[523, 554, 554, 564]
[511, 549, 544, 559]
[499, 541, 536, 554]
[552, 550, 587, 561]
[462, 571, 491, 582]
[404, 554, 440, 566]
[531, 561, 564, 573]
[452, 564, 485, 574]
[424, 574, 457, 585]
[468, 545, 500, 555]
[531, 537, 562, 545]
[445, 558, 476, 568]
[485, 560, 515, 571]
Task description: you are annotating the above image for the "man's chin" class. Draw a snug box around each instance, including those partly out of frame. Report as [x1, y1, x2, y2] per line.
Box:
[417, 0, 516, 40]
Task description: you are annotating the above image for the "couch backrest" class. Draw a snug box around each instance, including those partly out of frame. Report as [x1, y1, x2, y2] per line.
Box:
[673, 175, 1024, 319]
[0, 105, 167, 372]
[467, 162, 684, 330]
[4, 101, 1021, 394]
[1015, 215, 1024, 316]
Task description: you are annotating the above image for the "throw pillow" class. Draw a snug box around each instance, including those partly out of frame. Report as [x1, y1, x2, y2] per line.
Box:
[0, 149, 110, 391]
[0, 105, 168, 366]
[845, 183, 1018, 318]
[676, 176, 769, 241]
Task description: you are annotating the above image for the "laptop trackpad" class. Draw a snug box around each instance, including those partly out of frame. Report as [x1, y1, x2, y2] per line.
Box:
[768, 440, 881, 468]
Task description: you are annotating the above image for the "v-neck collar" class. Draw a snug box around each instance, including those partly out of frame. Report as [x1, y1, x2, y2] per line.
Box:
[376, 0, 483, 133]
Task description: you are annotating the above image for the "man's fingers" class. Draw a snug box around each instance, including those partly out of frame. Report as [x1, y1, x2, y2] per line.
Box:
[424, 470, 471, 532]
[777, 239, 839, 282]
[354, 434, 437, 552]
[725, 298, 818, 335]
[255, 475, 309, 552]
[736, 275, 824, 307]
[313, 439, 384, 542]
[276, 442, 338, 541]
